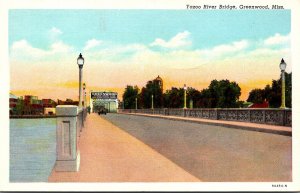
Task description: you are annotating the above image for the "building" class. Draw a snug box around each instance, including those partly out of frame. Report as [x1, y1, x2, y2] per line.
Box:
[154, 75, 163, 92]
[42, 99, 57, 115]
[9, 94, 60, 115]
[9, 93, 19, 115]
[249, 100, 269, 108]
[44, 108, 56, 115]
[42, 99, 57, 108]
[90, 91, 118, 113]
[23, 95, 43, 115]
[57, 99, 79, 105]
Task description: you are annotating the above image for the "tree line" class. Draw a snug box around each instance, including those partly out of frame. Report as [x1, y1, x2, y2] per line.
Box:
[247, 72, 292, 108]
[122, 73, 292, 109]
[122, 79, 242, 109]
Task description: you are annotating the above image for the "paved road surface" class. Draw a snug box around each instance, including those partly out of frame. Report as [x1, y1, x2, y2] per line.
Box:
[103, 113, 292, 182]
[49, 113, 199, 182]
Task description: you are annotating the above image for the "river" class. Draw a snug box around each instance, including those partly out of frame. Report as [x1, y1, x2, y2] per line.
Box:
[10, 118, 56, 182]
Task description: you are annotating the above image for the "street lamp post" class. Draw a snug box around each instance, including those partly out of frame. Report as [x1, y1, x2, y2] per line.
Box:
[77, 53, 84, 108]
[83, 83, 86, 108]
[135, 97, 137, 110]
[85, 91, 87, 108]
[151, 94, 154, 109]
[279, 58, 287, 109]
[183, 84, 187, 109]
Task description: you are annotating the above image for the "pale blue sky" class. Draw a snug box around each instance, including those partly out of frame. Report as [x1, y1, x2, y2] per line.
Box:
[9, 10, 290, 51]
[9, 10, 291, 101]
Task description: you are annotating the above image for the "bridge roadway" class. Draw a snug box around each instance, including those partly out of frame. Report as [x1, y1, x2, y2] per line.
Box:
[49, 113, 291, 182]
[49, 113, 199, 182]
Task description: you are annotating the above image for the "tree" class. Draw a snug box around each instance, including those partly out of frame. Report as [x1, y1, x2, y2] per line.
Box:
[205, 79, 241, 108]
[266, 80, 281, 108]
[186, 87, 201, 108]
[122, 85, 139, 109]
[15, 98, 24, 115]
[163, 86, 202, 108]
[247, 89, 265, 104]
[139, 80, 163, 108]
[247, 72, 292, 108]
[197, 88, 212, 108]
[163, 87, 182, 108]
[285, 72, 292, 108]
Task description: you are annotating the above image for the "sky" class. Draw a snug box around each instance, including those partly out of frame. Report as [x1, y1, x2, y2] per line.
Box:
[9, 10, 291, 102]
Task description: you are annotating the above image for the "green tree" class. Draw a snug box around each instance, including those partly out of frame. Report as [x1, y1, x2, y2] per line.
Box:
[247, 72, 292, 108]
[163, 87, 182, 108]
[206, 79, 241, 108]
[122, 85, 139, 109]
[247, 89, 265, 104]
[285, 72, 292, 108]
[15, 98, 24, 115]
[163, 87, 201, 108]
[140, 80, 163, 108]
[266, 80, 281, 108]
[186, 87, 201, 108]
[197, 88, 212, 108]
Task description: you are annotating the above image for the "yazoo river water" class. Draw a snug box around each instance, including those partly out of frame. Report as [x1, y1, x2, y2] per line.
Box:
[10, 118, 56, 182]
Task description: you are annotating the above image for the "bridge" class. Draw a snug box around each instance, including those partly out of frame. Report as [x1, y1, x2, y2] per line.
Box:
[47, 106, 291, 182]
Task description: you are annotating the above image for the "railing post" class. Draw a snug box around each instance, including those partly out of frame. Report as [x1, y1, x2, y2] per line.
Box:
[248, 109, 251, 122]
[282, 110, 286, 126]
[55, 105, 80, 172]
[263, 109, 266, 124]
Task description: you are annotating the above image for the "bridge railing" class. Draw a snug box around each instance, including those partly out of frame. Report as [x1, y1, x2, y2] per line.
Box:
[54, 105, 88, 172]
[118, 108, 292, 127]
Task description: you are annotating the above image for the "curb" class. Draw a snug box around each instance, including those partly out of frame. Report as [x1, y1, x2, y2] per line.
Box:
[118, 112, 292, 137]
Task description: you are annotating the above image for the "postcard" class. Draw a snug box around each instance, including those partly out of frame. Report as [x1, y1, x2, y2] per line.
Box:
[0, 0, 300, 191]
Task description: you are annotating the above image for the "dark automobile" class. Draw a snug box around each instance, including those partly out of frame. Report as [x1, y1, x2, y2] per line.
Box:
[98, 106, 108, 115]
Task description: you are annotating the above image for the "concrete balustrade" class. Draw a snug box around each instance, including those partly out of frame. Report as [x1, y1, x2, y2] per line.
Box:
[55, 105, 81, 172]
[119, 108, 292, 127]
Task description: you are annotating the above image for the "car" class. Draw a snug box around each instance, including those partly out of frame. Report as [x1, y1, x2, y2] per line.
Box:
[98, 106, 108, 115]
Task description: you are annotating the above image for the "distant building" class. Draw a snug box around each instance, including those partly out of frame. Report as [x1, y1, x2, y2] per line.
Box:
[44, 107, 56, 115]
[23, 95, 43, 115]
[154, 75, 163, 92]
[57, 98, 79, 105]
[42, 99, 57, 108]
[249, 100, 269, 108]
[9, 93, 19, 115]
[90, 91, 118, 113]
[9, 94, 60, 115]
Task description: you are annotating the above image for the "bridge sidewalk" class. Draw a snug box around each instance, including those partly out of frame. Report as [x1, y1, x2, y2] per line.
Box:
[119, 112, 292, 136]
[48, 113, 200, 182]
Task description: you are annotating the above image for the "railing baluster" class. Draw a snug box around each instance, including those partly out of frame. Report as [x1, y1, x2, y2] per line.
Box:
[118, 108, 291, 126]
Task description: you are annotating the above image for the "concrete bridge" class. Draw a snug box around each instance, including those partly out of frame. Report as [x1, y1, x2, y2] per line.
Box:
[48, 106, 292, 182]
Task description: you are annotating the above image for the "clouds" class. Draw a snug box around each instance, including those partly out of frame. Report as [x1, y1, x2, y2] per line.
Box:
[10, 30, 290, 63]
[49, 27, 63, 41]
[10, 39, 73, 61]
[150, 31, 192, 49]
[84, 39, 102, 51]
[11, 40, 45, 59]
[10, 31, 290, 70]
[210, 40, 249, 55]
[9, 30, 292, 102]
[264, 33, 290, 46]
[50, 27, 62, 36]
[10, 26, 74, 61]
[198, 40, 249, 61]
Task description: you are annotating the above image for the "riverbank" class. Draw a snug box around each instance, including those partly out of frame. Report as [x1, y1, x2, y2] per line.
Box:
[10, 115, 56, 119]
